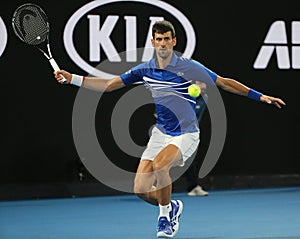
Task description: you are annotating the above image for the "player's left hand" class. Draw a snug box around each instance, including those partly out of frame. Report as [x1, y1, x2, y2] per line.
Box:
[260, 95, 286, 109]
[195, 81, 207, 94]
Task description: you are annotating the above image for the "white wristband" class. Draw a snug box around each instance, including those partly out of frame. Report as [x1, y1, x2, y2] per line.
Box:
[70, 74, 84, 87]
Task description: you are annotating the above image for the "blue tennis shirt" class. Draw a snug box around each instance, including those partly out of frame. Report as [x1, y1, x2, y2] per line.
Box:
[121, 53, 217, 136]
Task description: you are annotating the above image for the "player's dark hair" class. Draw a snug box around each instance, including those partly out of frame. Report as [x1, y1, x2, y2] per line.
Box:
[152, 20, 176, 38]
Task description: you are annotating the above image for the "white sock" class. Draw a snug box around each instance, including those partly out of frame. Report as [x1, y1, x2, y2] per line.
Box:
[159, 203, 171, 221]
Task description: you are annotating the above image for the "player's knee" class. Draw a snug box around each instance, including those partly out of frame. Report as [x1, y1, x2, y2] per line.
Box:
[152, 157, 171, 175]
[134, 179, 149, 194]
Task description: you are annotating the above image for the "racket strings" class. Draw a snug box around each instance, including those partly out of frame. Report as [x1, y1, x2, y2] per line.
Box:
[13, 5, 49, 45]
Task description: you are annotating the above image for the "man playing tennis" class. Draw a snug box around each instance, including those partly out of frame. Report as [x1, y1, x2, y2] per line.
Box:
[54, 20, 285, 238]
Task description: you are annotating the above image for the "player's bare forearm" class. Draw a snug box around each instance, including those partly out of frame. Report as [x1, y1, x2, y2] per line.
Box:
[216, 76, 286, 108]
[82, 76, 113, 92]
[216, 76, 249, 96]
[54, 70, 125, 92]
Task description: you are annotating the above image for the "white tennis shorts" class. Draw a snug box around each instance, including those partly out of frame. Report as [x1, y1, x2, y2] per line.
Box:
[141, 126, 200, 166]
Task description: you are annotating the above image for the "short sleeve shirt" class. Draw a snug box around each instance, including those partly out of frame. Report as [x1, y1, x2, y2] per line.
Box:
[120, 53, 217, 136]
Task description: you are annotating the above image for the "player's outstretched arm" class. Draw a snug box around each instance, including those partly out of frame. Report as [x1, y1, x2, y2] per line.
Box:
[215, 76, 286, 109]
[54, 70, 125, 92]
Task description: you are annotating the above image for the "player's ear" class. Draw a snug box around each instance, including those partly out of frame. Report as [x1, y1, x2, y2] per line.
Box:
[151, 38, 155, 47]
[173, 37, 177, 46]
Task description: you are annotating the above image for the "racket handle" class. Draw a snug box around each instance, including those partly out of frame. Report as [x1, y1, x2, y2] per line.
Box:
[49, 58, 67, 83]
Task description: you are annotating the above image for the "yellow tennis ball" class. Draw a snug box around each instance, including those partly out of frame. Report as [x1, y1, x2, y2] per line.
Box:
[188, 84, 201, 97]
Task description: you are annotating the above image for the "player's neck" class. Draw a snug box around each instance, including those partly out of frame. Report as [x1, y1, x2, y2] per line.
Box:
[156, 54, 173, 69]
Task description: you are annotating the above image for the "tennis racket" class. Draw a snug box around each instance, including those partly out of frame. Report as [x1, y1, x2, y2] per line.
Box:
[12, 3, 66, 83]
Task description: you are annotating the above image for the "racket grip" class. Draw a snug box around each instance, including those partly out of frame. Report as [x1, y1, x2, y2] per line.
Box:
[49, 58, 67, 83]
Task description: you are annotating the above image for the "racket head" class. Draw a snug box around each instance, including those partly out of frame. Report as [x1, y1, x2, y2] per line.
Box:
[12, 3, 49, 46]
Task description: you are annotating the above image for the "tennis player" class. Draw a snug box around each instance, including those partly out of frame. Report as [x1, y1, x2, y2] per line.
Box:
[54, 20, 286, 238]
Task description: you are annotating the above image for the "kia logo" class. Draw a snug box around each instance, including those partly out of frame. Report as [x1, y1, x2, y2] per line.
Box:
[64, 0, 196, 77]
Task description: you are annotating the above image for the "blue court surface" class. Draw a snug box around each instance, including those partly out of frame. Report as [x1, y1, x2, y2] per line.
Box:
[0, 186, 300, 239]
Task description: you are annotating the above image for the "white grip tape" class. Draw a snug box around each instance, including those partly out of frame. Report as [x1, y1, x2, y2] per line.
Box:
[71, 74, 83, 87]
[49, 58, 67, 83]
[49, 58, 60, 71]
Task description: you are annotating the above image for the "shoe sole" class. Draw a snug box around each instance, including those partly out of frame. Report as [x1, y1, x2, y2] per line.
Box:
[157, 231, 174, 238]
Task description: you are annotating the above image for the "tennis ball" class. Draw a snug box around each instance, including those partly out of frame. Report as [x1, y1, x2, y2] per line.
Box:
[188, 84, 201, 98]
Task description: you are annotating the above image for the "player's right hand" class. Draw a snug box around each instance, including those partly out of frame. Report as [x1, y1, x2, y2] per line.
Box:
[54, 70, 72, 84]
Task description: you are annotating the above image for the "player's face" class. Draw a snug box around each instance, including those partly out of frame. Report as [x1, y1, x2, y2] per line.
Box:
[151, 31, 176, 60]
